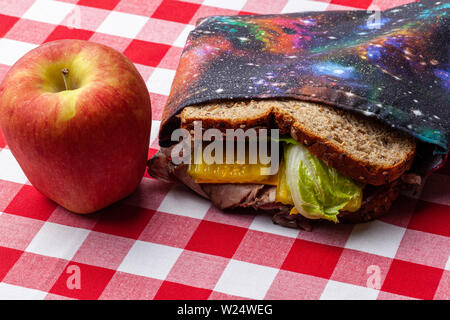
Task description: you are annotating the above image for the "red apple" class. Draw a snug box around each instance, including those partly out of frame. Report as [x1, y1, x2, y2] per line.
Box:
[0, 40, 151, 213]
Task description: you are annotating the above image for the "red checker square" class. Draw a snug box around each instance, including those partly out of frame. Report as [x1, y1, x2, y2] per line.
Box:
[208, 291, 250, 300]
[166, 250, 229, 289]
[281, 239, 343, 279]
[124, 177, 172, 211]
[364, 0, 413, 11]
[5, 19, 54, 44]
[0, 213, 44, 250]
[60, 5, 110, 31]
[154, 281, 212, 300]
[3, 252, 68, 291]
[136, 18, 186, 45]
[190, 6, 239, 25]
[144, 150, 158, 178]
[124, 39, 171, 67]
[0, 0, 35, 17]
[408, 200, 450, 237]
[45, 26, 94, 42]
[152, 0, 200, 24]
[92, 203, 154, 239]
[77, 0, 120, 10]
[241, 0, 288, 14]
[381, 259, 444, 300]
[203, 205, 256, 229]
[185, 220, 248, 258]
[238, 11, 258, 16]
[72, 231, 134, 270]
[329, 0, 373, 9]
[0, 179, 22, 211]
[331, 248, 393, 288]
[0, 127, 6, 148]
[433, 270, 450, 300]
[233, 230, 295, 268]
[5, 185, 58, 221]
[157, 46, 183, 70]
[89, 32, 132, 53]
[0, 14, 18, 37]
[395, 229, 450, 269]
[50, 262, 115, 300]
[149, 93, 169, 121]
[100, 271, 163, 300]
[48, 206, 99, 229]
[115, 0, 162, 17]
[148, 148, 158, 160]
[0, 246, 23, 281]
[139, 212, 200, 248]
[265, 270, 328, 300]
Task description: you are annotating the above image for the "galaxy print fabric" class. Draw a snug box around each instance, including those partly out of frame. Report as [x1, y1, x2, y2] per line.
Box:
[160, 0, 449, 162]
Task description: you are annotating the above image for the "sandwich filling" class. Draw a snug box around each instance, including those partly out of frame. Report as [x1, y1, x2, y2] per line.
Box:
[279, 141, 362, 222]
[186, 137, 363, 222]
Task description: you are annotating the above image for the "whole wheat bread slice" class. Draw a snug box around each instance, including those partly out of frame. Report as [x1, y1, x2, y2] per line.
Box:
[179, 99, 416, 186]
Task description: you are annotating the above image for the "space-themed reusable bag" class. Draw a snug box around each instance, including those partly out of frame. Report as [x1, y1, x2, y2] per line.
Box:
[159, 0, 449, 174]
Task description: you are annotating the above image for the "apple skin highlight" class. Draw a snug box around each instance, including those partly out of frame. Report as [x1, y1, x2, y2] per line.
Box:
[0, 40, 152, 213]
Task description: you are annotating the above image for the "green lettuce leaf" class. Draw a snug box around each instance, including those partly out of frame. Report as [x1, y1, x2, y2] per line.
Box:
[284, 143, 363, 222]
[273, 135, 299, 145]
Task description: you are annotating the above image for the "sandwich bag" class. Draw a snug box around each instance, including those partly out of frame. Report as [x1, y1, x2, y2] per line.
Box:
[159, 0, 449, 176]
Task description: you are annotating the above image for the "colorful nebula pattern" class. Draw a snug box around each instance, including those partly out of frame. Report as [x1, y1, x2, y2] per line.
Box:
[161, 0, 449, 159]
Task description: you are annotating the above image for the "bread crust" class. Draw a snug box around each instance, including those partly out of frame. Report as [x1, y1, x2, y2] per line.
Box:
[180, 103, 416, 186]
[272, 109, 416, 186]
[272, 179, 401, 228]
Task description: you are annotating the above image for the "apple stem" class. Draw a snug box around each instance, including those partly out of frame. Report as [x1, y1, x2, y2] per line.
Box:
[61, 68, 71, 91]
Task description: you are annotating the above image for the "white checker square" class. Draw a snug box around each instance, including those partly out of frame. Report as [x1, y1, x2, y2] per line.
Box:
[249, 214, 300, 239]
[0, 149, 28, 184]
[173, 24, 195, 48]
[97, 11, 148, 39]
[0, 38, 37, 66]
[0, 283, 46, 300]
[281, 0, 329, 13]
[26, 222, 89, 260]
[203, 0, 246, 11]
[150, 120, 161, 146]
[214, 259, 278, 299]
[146, 68, 176, 96]
[345, 220, 406, 258]
[158, 184, 211, 220]
[23, 0, 75, 25]
[445, 255, 450, 271]
[320, 280, 379, 300]
[118, 241, 182, 280]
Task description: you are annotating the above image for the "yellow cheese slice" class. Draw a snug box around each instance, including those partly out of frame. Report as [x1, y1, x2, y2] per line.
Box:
[188, 156, 278, 185]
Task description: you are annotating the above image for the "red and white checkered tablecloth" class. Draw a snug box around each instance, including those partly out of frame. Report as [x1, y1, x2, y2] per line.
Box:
[0, 0, 448, 301]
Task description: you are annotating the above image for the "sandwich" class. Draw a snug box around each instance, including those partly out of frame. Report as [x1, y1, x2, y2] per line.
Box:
[147, 1, 448, 230]
[149, 99, 422, 230]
